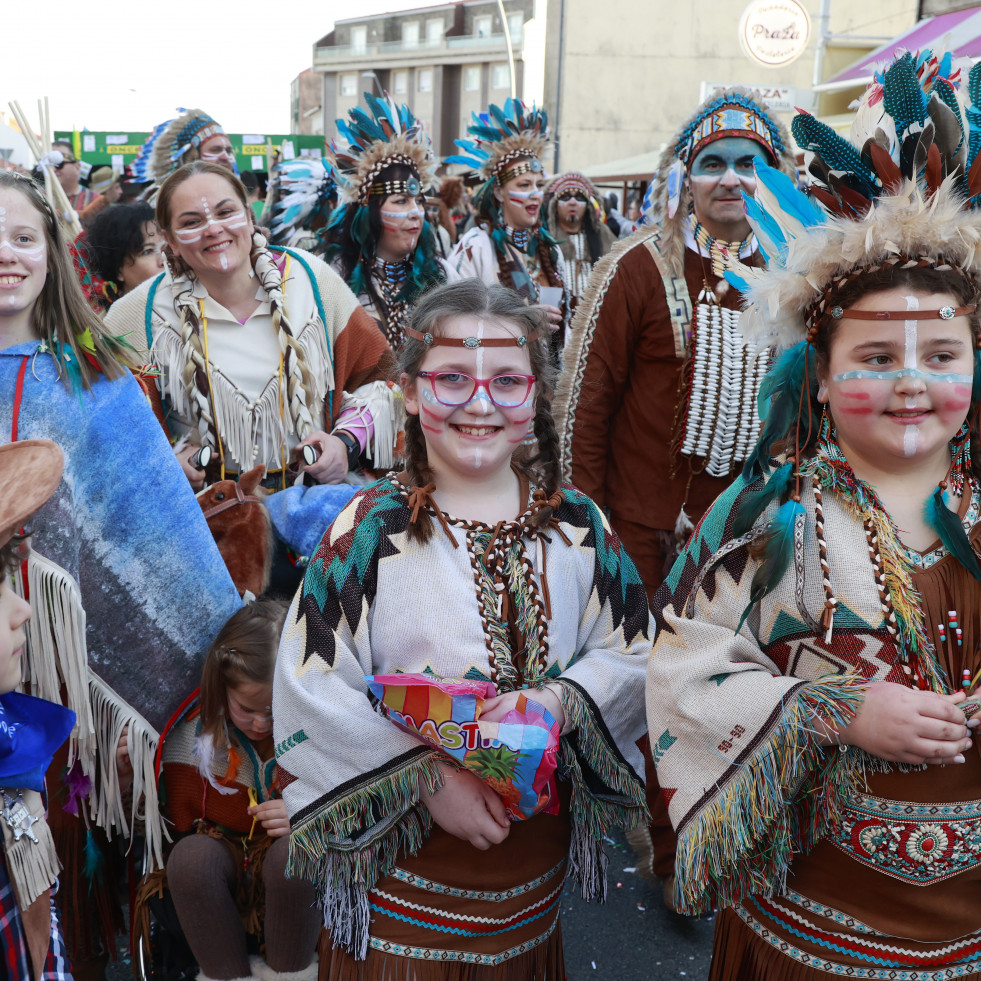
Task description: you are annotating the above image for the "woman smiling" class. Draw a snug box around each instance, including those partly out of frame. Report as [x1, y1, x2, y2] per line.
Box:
[105, 162, 400, 496]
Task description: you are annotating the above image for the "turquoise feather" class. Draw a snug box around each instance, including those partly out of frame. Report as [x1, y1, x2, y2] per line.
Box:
[738, 498, 806, 632]
[925, 488, 981, 584]
[732, 461, 794, 538]
[882, 53, 927, 138]
[83, 828, 104, 885]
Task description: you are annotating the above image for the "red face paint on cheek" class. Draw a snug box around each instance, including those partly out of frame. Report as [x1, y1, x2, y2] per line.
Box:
[420, 403, 451, 422]
[840, 390, 871, 400]
[954, 385, 972, 398]
[942, 398, 972, 413]
[421, 422, 443, 434]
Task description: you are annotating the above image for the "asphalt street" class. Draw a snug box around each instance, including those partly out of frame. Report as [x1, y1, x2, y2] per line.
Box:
[106, 828, 715, 980]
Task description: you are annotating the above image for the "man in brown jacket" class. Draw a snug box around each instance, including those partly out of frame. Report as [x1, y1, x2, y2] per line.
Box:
[554, 87, 797, 898]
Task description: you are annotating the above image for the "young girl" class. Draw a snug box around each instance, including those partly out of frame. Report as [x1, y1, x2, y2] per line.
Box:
[273, 279, 650, 979]
[648, 52, 981, 980]
[162, 600, 319, 981]
[0, 169, 241, 976]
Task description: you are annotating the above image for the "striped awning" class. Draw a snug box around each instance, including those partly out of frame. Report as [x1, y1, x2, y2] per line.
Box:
[822, 6, 981, 89]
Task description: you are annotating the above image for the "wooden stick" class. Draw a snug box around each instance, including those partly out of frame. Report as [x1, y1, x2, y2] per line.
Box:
[8, 101, 42, 160]
[266, 138, 274, 175]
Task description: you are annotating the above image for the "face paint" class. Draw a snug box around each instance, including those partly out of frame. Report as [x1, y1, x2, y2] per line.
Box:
[507, 188, 544, 204]
[172, 196, 249, 243]
[380, 206, 424, 221]
[0, 207, 45, 261]
[832, 367, 974, 384]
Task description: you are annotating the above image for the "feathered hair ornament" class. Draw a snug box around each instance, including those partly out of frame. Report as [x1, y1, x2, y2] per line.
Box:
[266, 157, 336, 245]
[445, 98, 550, 183]
[131, 109, 224, 183]
[640, 88, 796, 278]
[326, 92, 438, 206]
[725, 50, 981, 623]
[726, 51, 981, 352]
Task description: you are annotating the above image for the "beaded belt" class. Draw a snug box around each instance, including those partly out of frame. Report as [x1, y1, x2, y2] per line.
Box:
[831, 791, 981, 885]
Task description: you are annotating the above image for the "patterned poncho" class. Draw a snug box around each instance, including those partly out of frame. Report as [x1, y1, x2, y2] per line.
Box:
[1, 342, 242, 865]
[273, 476, 650, 956]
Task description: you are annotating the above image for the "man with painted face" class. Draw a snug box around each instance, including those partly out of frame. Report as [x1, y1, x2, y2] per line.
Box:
[554, 88, 797, 899]
[545, 171, 616, 307]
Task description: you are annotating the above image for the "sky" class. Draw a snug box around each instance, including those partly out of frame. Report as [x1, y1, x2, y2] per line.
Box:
[4, 0, 429, 137]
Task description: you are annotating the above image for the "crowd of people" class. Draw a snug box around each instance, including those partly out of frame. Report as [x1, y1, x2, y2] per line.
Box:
[1, 46, 980, 981]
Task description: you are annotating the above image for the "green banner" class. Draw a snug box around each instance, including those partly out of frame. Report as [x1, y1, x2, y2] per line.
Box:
[55, 130, 325, 174]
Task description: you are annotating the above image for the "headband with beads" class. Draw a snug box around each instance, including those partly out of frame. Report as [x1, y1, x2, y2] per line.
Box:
[405, 325, 545, 348]
[803, 255, 980, 342]
[496, 155, 543, 186]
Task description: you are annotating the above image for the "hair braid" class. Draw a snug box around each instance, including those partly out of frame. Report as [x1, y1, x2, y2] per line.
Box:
[403, 413, 435, 543]
[525, 393, 562, 532]
[171, 276, 218, 446]
[251, 232, 319, 438]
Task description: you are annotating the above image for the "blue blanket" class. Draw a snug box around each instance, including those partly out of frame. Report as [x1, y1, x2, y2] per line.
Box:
[1, 342, 242, 732]
[265, 482, 360, 559]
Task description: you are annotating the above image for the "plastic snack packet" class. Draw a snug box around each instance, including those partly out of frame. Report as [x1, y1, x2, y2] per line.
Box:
[365, 673, 560, 820]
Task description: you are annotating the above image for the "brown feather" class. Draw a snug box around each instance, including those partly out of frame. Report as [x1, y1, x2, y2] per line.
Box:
[869, 142, 903, 193]
[808, 186, 849, 217]
[925, 143, 942, 194]
[837, 185, 873, 217]
[967, 152, 981, 200]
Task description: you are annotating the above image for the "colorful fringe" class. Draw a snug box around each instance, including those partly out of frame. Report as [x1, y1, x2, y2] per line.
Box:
[285, 752, 445, 959]
[673, 672, 868, 915]
[802, 432, 947, 693]
[553, 679, 648, 903]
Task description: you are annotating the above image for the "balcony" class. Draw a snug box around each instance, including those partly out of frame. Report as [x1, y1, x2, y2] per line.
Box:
[314, 33, 514, 67]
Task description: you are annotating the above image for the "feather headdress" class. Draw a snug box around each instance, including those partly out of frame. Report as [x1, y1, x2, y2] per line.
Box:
[266, 157, 336, 245]
[131, 108, 224, 183]
[642, 88, 795, 279]
[726, 51, 981, 351]
[445, 98, 549, 182]
[326, 93, 437, 206]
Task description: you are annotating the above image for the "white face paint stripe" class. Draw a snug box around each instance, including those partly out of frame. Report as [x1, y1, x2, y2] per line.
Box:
[172, 203, 249, 243]
[507, 189, 543, 201]
[0, 205, 45, 260]
[904, 426, 918, 457]
[380, 207, 424, 220]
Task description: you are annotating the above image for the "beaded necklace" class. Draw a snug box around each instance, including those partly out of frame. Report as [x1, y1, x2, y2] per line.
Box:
[802, 415, 975, 692]
[674, 216, 770, 478]
[372, 255, 412, 347]
[504, 224, 531, 251]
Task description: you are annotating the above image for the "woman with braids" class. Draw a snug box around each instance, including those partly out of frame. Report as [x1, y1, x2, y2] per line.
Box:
[447, 99, 567, 342]
[648, 52, 981, 979]
[273, 279, 649, 980]
[323, 92, 457, 348]
[105, 161, 401, 500]
[0, 170, 240, 978]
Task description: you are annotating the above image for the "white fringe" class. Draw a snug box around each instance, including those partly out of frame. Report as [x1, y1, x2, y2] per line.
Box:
[152, 316, 332, 470]
[13, 552, 169, 871]
[338, 380, 404, 470]
[88, 674, 169, 871]
[16, 552, 96, 773]
[3, 791, 61, 909]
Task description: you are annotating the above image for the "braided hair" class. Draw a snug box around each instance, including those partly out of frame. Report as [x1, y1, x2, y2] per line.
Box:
[397, 279, 559, 543]
[156, 162, 321, 453]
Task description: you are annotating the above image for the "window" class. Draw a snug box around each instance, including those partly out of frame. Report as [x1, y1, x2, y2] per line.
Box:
[350, 25, 367, 54]
[418, 68, 433, 93]
[508, 13, 523, 42]
[474, 14, 493, 37]
[393, 70, 408, 94]
[464, 65, 481, 91]
[340, 73, 357, 97]
[402, 21, 420, 47]
[491, 63, 510, 90]
[427, 18, 443, 42]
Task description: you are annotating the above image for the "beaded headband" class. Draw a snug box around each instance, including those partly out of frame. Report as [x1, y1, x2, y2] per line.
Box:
[405, 325, 545, 348]
[803, 255, 979, 341]
[496, 156, 543, 186]
[676, 98, 784, 167]
[369, 175, 422, 199]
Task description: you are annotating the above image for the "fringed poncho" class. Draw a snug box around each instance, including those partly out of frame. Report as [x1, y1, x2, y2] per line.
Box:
[273, 476, 650, 960]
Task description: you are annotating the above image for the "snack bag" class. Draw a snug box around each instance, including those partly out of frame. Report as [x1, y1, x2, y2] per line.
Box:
[366, 674, 560, 820]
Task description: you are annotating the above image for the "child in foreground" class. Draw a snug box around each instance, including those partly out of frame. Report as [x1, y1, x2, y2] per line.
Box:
[158, 600, 319, 981]
[0, 439, 76, 980]
[648, 52, 981, 980]
[273, 279, 650, 980]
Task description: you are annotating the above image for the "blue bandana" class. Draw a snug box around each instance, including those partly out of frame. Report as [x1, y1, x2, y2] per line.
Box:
[0, 691, 75, 792]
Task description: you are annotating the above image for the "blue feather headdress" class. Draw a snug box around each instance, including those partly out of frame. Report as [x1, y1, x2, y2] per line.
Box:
[133, 108, 224, 183]
[445, 98, 549, 183]
[266, 157, 336, 245]
[326, 92, 437, 207]
[724, 50, 981, 613]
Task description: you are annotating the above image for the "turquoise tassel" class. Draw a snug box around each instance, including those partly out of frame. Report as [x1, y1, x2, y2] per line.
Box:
[925, 487, 981, 584]
[83, 828, 105, 888]
[733, 461, 794, 538]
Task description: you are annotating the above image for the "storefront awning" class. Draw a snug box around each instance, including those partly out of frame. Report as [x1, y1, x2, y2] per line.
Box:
[820, 7, 981, 91]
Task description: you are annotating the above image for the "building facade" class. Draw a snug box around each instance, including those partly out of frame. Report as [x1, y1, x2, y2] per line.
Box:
[312, 0, 541, 159]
